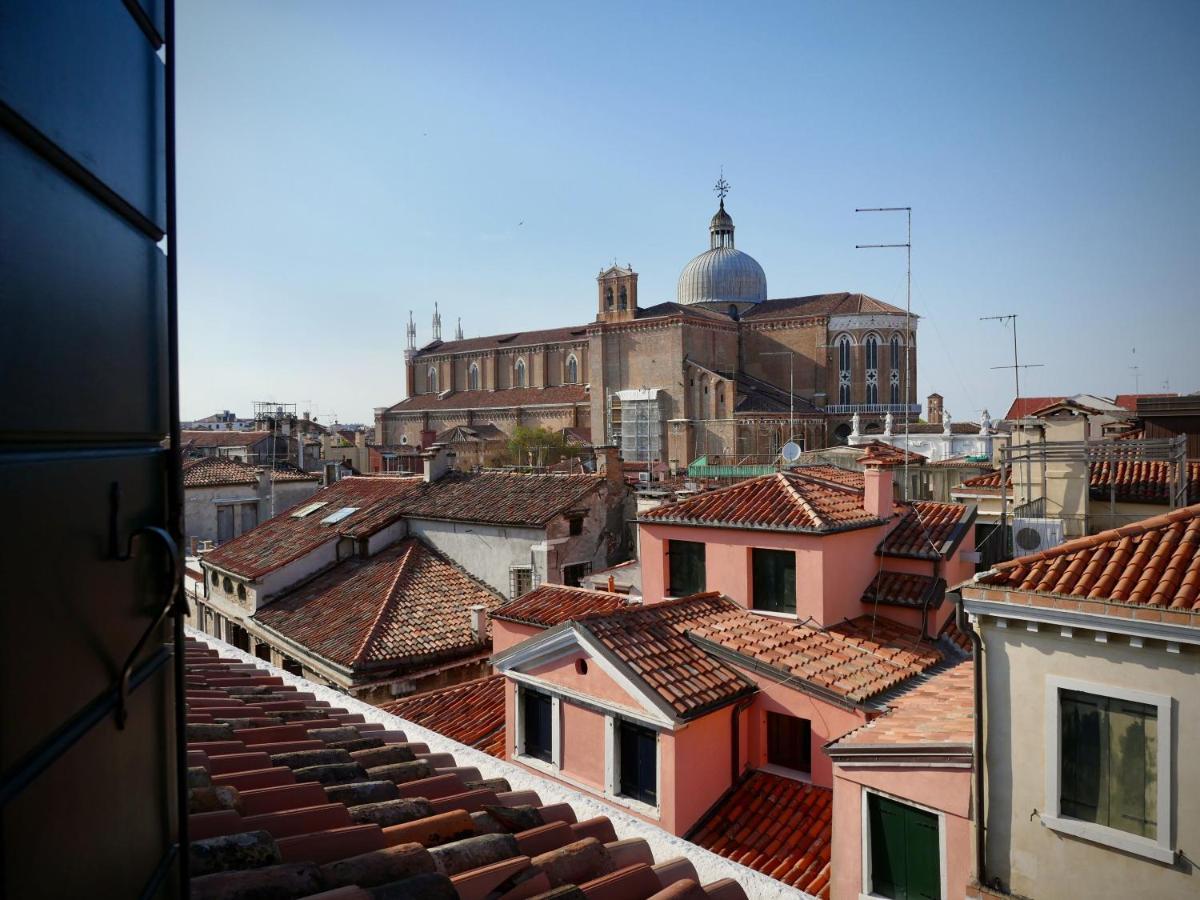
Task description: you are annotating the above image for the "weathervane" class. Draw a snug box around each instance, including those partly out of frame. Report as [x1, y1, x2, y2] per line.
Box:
[714, 168, 730, 203]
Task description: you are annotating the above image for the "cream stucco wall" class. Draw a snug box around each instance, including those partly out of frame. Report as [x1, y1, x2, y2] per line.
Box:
[979, 621, 1199, 899]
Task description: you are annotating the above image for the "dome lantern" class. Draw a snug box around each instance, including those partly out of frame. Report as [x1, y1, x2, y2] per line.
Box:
[676, 175, 767, 305]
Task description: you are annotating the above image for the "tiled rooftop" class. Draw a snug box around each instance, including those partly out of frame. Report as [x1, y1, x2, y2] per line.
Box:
[268, 463, 321, 483]
[203, 477, 423, 579]
[954, 460, 1200, 504]
[492, 584, 630, 628]
[399, 470, 604, 528]
[1003, 396, 1067, 420]
[976, 503, 1200, 616]
[640, 470, 887, 533]
[380, 676, 507, 758]
[577, 595, 758, 720]
[833, 660, 974, 750]
[183, 429, 273, 448]
[386, 384, 589, 412]
[184, 456, 261, 488]
[861, 570, 946, 610]
[254, 538, 503, 672]
[741, 291, 906, 320]
[877, 501, 975, 560]
[854, 440, 927, 466]
[183, 636, 758, 900]
[1114, 393, 1176, 412]
[689, 772, 832, 897]
[410, 324, 590, 358]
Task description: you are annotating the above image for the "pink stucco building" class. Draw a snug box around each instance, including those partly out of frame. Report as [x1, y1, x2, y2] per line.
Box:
[490, 459, 978, 896]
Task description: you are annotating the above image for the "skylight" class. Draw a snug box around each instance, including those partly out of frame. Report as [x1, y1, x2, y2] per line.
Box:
[320, 506, 360, 525]
[290, 501, 328, 519]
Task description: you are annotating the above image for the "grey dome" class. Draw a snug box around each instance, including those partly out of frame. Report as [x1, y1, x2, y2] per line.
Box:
[676, 247, 767, 304]
[676, 199, 767, 304]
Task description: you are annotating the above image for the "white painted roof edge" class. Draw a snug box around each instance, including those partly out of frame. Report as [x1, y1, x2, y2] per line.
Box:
[187, 627, 811, 899]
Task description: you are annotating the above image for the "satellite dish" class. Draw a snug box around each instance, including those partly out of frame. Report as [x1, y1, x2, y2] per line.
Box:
[781, 441, 802, 464]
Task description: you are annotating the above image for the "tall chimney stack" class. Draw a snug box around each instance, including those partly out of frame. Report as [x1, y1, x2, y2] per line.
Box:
[862, 459, 895, 520]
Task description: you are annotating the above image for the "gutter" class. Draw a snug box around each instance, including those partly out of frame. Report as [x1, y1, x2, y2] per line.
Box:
[953, 590, 987, 890]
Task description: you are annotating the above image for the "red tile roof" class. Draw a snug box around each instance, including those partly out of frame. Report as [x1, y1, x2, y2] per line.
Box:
[1114, 393, 1176, 412]
[793, 464, 865, 489]
[640, 470, 886, 533]
[742, 292, 907, 320]
[399, 471, 604, 528]
[184, 456, 260, 488]
[687, 606, 944, 706]
[411, 324, 591, 357]
[855, 441, 927, 466]
[878, 501, 975, 560]
[379, 676, 506, 757]
[183, 637, 747, 899]
[953, 469, 1010, 495]
[267, 463, 320, 483]
[834, 661, 974, 749]
[254, 538, 502, 672]
[183, 429, 273, 448]
[386, 384, 588, 413]
[491, 584, 629, 628]
[1004, 396, 1067, 420]
[689, 772, 832, 897]
[954, 460, 1200, 504]
[203, 477, 423, 579]
[861, 571, 946, 610]
[577, 595, 758, 719]
[977, 504, 1200, 615]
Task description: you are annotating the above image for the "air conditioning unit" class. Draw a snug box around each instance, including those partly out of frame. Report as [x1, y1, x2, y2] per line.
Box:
[1013, 517, 1065, 554]
[638, 471, 651, 483]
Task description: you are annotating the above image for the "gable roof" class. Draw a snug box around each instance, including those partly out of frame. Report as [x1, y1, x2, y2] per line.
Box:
[640, 470, 887, 533]
[855, 440, 928, 466]
[183, 456, 260, 488]
[182, 429, 272, 449]
[378, 674, 506, 757]
[203, 477, 423, 579]
[1115, 393, 1177, 412]
[953, 460, 1200, 504]
[386, 384, 588, 413]
[412, 324, 591, 357]
[975, 503, 1200, 615]
[877, 501, 975, 560]
[254, 538, 503, 673]
[400, 470, 605, 527]
[1004, 396, 1067, 420]
[267, 462, 321, 483]
[688, 771, 832, 897]
[491, 584, 629, 627]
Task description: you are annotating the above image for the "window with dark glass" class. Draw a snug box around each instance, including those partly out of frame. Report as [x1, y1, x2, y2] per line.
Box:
[767, 712, 811, 773]
[752, 548, 795, 613]
[868, 793, 941, 899]
[668, 540, 705, 596]
[563, 561, 591, 587]
[521, 687, 553, 762]
[1060, 689, 1157, 839]
[568, 515, 584, 536]
[618, 720, 657, 805]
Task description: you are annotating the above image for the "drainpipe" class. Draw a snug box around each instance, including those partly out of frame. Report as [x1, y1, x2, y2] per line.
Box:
[954, 591, 986, 890]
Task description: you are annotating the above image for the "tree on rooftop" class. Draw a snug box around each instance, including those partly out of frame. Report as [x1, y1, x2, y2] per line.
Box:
[505, 425, 572, 467]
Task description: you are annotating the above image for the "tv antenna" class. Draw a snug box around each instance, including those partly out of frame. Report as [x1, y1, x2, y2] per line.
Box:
[980, 314, 1043, 401]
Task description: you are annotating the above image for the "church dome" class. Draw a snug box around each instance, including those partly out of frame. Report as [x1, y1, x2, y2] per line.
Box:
[676, 200, 767, 305]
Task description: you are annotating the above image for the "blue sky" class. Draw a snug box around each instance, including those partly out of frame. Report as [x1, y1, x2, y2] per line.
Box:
[177, 0, 1199, 425]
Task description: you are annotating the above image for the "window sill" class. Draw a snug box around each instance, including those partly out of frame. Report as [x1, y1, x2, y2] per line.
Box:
[1040, 814, 1175, 864]
[758, 763, 812, 784]
[750, 608, 798, 620]
[513, 754, 660, 820]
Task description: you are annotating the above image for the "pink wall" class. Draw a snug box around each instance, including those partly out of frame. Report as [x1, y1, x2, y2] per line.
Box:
[526, 648, 639, 708]
[665, 705, 738, 834]
[559, 699, 605, 790]
[830, 766, 973, 900]
[492, 618, 543, 654]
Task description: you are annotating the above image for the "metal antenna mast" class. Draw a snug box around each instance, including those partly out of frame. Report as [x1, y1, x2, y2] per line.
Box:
[980, 314, 1043, 401]
[856, 206, 912, 500]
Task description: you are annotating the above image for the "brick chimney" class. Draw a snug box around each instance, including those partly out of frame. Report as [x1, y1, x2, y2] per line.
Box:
[862, 460, 894, 520]
[422, 443, 455, 483]
[926, 393, 944, 427]
[595, 445, 623, 489]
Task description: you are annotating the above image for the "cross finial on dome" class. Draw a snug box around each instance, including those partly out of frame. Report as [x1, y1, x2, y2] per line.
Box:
[714, 168, 730, 204]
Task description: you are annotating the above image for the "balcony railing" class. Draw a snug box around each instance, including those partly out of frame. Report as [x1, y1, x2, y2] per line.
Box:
[825, 403, 921, 416]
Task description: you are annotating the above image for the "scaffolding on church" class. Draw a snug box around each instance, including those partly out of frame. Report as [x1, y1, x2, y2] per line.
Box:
[608, 389, 664, 463]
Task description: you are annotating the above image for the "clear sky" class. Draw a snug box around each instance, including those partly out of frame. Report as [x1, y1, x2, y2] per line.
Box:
[177, 0, 1199, 426]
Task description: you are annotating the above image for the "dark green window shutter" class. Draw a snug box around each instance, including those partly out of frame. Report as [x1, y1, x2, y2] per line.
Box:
[522, 688, 553, 762]
[868, 793, 941, 899]
[668, 540, 706, 597]
[752, 548, 796, 613]
[903, 803, 941, 899]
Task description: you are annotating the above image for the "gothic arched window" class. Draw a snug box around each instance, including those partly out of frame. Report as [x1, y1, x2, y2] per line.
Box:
[427, 366, 438, 393]
[514, 359, 526, 389]
[837, 334, 852, 406]
[565, 354, 578, 384]
[605, 287, 614, 309]
[618, 286, 628, 310]
[468, 362, 480, 391]
[864, 334, 880, 406]
[889, 334, 902, 406]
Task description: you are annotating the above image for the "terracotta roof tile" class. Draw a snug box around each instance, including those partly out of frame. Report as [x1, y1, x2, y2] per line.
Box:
[184, 456, 261, 488]
[861, 571, 946, 609]
[254, 538, 503, 672]
[399, 471, 604, 528]
[182, 429, 273, 448]
[835, 661, 974, 749]
[954, 460, 1200, 504]
[492, 584, 629, 627]
[379, 676, 506, 757]
[855, 440, 927, 466]
[878, 501, 975, 560]
[1003, 396, 1067, 420]
[267, 463, 320, 483]
[689, 772, 832, 897]
[741, 291, 907, 320]
[977, 503, 1200, 615]
[182, 637, 747, 897]
[640, 470, 885, 533]
[386, 384, 588, 413]
[411, 324, 590, 358]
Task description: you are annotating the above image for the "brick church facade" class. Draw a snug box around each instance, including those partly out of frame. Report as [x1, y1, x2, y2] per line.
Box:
[377, 196, 919, 467]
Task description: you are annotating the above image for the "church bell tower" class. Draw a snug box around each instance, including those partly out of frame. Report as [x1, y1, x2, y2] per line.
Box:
[596, 264, 637, 324]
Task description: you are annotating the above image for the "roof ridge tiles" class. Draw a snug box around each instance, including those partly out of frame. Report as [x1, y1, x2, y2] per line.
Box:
[350, 540, 418, 667]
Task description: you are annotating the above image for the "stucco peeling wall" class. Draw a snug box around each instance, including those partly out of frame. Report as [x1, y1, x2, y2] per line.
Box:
[187, 627, 810, 899]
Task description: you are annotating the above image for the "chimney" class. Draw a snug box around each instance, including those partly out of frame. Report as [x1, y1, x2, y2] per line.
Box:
[862, 460, 894, 520]
[355, 429, 367, 448]
[607, 574, 616, 593]
[297, 435, 304, 470]
[319, 433, 333, 458]
[926, 393, 944, 427]
[596, 445, 622, 489]
[468, 604, 488, 644]
[422, 443, 455, 483]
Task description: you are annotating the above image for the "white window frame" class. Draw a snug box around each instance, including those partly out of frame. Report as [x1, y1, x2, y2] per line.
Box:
[513, 682, 561, 769]
[859, 787, 949, 900]
[605, 713, 662, 818]
[1042, 675, 1174, 864]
